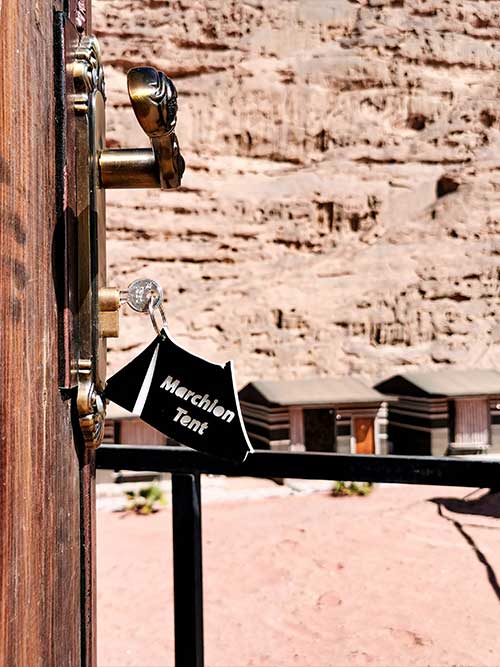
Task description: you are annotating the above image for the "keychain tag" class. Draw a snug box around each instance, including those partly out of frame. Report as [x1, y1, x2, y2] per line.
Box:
[104, 328, 253, 463]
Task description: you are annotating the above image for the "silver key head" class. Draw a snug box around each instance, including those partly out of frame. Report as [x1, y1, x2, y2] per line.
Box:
[126, 279, 164, 312]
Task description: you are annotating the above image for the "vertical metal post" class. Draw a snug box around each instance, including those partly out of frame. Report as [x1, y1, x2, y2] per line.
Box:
[171, 473, 204, 667]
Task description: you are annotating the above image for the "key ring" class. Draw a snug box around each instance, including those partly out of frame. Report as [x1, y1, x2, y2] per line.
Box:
[149, 297, 168, 337]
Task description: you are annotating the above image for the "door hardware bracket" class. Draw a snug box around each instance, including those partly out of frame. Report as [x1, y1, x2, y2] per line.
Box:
[72, 36, 185, 448]
[74, 35, 110, 448]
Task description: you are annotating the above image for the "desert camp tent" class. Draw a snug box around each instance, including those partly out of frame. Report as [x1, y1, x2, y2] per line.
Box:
[375, 369, 500, 456]
[239, 377, 387, 454]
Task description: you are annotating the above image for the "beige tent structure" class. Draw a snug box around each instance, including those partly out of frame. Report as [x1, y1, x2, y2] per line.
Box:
[375, 369, 500, 456]
[239, 377, 388, 455]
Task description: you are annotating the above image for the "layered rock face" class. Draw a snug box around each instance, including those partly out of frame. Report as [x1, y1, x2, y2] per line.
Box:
[95, 0, 500, 386]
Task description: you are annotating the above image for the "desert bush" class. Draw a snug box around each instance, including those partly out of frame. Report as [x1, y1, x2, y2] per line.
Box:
[124, 484, 167, 515]
[331, 481, 373, 497]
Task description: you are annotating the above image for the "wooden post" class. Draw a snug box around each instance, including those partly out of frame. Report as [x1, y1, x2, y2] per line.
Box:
[0, 1, 94, 664]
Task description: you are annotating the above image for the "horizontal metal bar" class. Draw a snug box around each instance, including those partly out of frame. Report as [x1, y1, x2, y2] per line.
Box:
[96, 446, 500, 488]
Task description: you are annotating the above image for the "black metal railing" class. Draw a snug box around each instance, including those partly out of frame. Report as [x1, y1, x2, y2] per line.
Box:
[96, 445, 500, 667]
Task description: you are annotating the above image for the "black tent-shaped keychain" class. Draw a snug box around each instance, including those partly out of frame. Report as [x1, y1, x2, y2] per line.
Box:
[105, 280, 253, 463]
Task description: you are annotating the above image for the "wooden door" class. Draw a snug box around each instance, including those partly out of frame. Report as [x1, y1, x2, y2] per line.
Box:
[354, 417, 375, 454]
[303, 408, 336, 452]
[0, 2, 94, 665]
[453, 398, 490, 448]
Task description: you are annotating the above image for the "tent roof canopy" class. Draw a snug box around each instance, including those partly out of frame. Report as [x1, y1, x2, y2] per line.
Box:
[239, 377, 385, 407]
[375, 369, 500, 398]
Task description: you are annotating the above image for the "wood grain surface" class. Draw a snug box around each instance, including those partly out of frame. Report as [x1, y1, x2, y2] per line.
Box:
[354, 417, 375, 455]
[0, 1, 92, 664]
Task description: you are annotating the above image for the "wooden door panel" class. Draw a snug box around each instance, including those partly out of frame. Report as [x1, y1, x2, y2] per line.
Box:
[303, 409, 336, 452]
[354, 418, 375, 455]
[454, 399, 490, 446]
[0, 1, 93, 665]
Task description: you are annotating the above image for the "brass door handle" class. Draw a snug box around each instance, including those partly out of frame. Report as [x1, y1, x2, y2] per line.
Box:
[99, 66, 185, 189]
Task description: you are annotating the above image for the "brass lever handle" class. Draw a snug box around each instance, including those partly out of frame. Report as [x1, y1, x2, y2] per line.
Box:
[99, 66, 185, 189]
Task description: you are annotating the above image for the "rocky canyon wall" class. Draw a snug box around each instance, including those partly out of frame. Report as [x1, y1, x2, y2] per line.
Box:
[95, 0, 500, 386]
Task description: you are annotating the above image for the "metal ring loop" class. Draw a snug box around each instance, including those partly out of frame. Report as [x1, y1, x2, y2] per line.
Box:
[149, 297, 168, 336]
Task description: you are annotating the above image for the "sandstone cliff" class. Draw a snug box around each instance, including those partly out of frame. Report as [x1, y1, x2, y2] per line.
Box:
[95, 0, 500, 386]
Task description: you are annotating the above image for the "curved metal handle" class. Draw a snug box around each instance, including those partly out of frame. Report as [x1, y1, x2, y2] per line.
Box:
[99, 66, 185, 189]
[127, 66, 178, 138]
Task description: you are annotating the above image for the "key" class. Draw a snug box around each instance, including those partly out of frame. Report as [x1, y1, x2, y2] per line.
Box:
[122, 278, 164, 313]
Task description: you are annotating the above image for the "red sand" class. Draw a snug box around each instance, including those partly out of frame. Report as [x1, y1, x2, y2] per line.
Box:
[97, 483, 500, 667]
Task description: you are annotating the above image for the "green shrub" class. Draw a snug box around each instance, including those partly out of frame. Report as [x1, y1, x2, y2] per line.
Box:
[331, 481, 373, 497]
[124, 483, 167, 515]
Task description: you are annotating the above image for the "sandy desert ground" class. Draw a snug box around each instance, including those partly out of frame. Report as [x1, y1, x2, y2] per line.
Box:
[97, 482, 500, 667]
